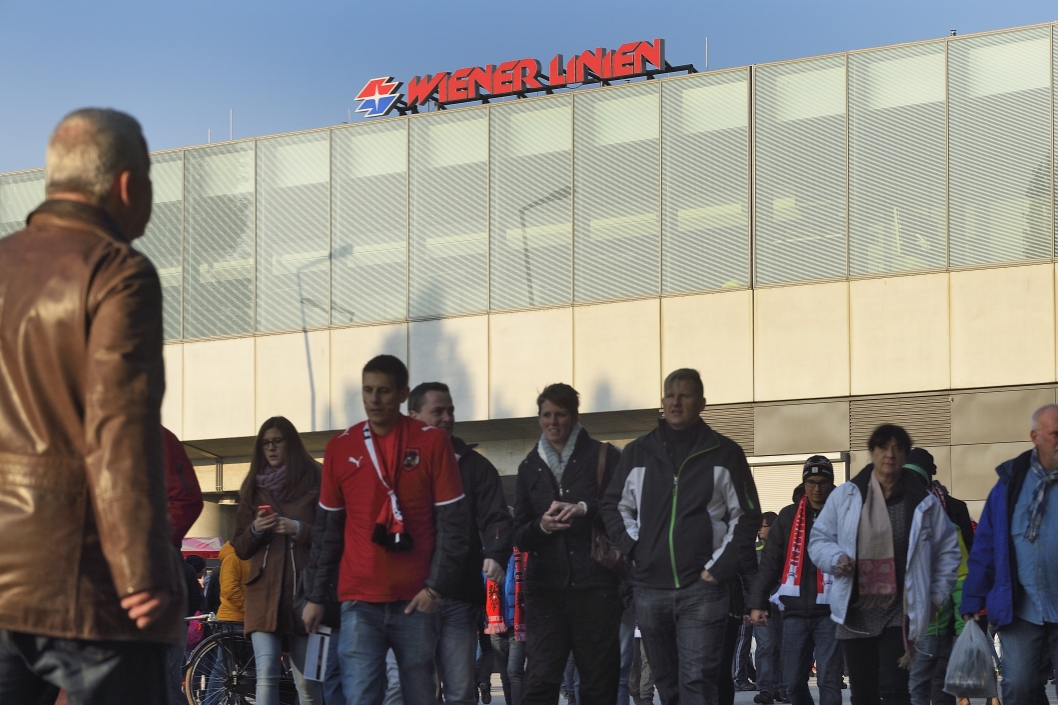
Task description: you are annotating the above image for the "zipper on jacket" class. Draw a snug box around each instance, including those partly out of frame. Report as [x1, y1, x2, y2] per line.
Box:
[668, 446, 715, 589]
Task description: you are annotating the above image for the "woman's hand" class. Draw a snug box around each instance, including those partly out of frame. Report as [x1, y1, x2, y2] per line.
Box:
[274, 517, 299, 535]
[539, 501, 585, 533]
[834, 554, 856, 577]
[253, 508, 279, 533]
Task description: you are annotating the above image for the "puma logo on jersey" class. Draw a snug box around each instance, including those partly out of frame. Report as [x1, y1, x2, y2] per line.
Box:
[349, 456, 363, 468]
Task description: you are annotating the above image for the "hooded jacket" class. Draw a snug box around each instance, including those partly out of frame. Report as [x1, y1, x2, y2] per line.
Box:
[960, 449, 1034, 628]
[216, 541, 249, 623]
[601, 420, 761, 589]
[748, 499, 831, 618]
[808, 466, 960, 641]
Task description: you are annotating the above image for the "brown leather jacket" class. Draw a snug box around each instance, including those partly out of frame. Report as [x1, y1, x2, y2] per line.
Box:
[0, 200, 185, 644]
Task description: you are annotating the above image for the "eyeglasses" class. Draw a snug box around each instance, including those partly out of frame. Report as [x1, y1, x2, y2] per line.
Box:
[262, 439, 286, 449]
[804, 479, 830, 489]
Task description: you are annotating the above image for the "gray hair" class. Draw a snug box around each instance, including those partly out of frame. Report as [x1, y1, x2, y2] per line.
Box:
[663, 368, 704, 400]
[45, 108, 149, 203]
[1031, 404, 1058, 431]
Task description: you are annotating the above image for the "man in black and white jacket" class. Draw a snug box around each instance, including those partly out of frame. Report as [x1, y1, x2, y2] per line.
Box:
[602, 368, 762, 705]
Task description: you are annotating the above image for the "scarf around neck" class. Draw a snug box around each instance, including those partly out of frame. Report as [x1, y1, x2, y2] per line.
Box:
[257, 465, 287, 497]
[771, 496, 833, 609]
[1025, 450, 1058, 543]
[538, 423, 582, 487]
[856, 471, 897, 608]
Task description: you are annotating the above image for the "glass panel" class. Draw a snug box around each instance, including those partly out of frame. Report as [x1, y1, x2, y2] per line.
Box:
[137, 153, 183, 340]
[574, 83, 660, 302]
[0, 170, 45, 237]
[754, 57, 847, 284]
[409, 109, 488, 318]
[183, 143, 255, 339]
[849, 43, 947, 275]
[949, 27, 1052, 266]
[661, 71, 750, 293]
[256, 132, 330, 332]
[490, 96, 572, 310]
[332, 121, 408, 324]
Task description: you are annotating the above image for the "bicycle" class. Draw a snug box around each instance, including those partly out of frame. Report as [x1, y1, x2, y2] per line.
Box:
[183, 613, 300, 705]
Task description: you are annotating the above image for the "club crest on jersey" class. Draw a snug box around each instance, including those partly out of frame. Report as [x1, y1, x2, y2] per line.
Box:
[403, 449, 420, 470]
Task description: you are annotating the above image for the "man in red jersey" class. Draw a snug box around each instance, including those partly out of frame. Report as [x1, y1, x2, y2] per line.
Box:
[303, 354, 468, 705]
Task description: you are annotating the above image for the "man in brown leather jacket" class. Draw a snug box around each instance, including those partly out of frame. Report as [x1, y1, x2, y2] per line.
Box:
[0, 108, 184, 704]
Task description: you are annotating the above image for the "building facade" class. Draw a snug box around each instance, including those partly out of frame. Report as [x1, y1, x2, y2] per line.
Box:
[2, 22, 1056, 534]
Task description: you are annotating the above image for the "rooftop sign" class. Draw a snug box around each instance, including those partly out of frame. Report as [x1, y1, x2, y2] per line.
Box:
[356, 39, 682, 118]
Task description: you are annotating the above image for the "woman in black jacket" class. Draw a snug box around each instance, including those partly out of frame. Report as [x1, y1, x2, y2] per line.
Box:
[513, 383, 622, 705]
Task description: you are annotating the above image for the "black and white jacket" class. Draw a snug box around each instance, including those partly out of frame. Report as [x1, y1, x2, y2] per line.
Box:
[601, 420, 761, 590]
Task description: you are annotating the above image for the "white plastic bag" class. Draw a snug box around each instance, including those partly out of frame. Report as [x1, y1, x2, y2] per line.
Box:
[943, 619, 998, 698]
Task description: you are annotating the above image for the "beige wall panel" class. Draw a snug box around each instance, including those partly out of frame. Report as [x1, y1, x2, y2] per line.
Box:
[490, 308, 573, 420]
[330, 324, 408, 430]
[950, 264, 1055, 389]
[662, 291, 753, 405]
[950, 441, 1033, 501]
[193, 460, 214, 496]
[183, 337, 255, 440]
[574, 300, 661, 414]
[754, 283, 850, 401]
[162, 344, 183, 438]
[850, 274, 950, 395]
[754, 402, 850, 456]
[222, 459, 251, 492]
[410, 316, 489, 422]
[951, 388, 1056, 446]
[186, 502, 238, 541]
[256, 331, 330, 434]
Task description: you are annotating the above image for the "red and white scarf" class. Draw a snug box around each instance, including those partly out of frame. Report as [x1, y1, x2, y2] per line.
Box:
[484, 550, 528, 638]
[770, 496, 833, 610]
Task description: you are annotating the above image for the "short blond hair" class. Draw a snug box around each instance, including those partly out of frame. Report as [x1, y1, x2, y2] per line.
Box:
[45, 108, 148, 203]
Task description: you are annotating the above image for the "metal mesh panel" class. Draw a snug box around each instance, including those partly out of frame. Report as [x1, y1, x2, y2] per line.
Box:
[409, 109, 488, 318]
[949, 27, 1053, 266]
[849, 43, 947, 275]
[137, 152, 183, 340]
[256, 132, 330, 332]
[489, 96, 572, 310]
[661, 71, 750, 293]
[183, 143, 255, 339]
[332, 121, 408, 324]
[0, 170, 45, 237]
[573, 82, 660, 302]
[753, 57, 847, 285]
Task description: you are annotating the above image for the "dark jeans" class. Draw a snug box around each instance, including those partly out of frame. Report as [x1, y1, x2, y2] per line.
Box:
[437, 599, 479, 705]
[523, 587, 622, 705]
[754, 616, 782, 697]
[0, 629, 169, 705]
[636, 579, 731, 705]
[843, 626, 910, 705]
[996, 617, 1058, 705]
[782, 614, 842, 705]
[492, 633, 526, 705]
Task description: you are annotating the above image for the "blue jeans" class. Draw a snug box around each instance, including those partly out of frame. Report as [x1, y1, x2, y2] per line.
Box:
[619, 606, 637, 705]
[996, 617, 1058, 705]
[437, 599, 479, 705]
[907, 634, 940, 705]
[754, 617, 782, 697]
[0, 628, 169, 705]
[635, 579, 730, 705]
[250, 631, 322, 705]
[781, 614, 841, 705]
[325, 626, 346, 705]
[339, 600, 441, 705]
[492, 633, 527, 705]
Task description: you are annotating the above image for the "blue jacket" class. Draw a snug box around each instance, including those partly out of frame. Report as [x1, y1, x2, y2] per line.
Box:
[960, 449, 1033, 628]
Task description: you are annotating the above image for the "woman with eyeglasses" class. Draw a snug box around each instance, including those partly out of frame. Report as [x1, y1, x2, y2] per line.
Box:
[232, 416, 323, 705]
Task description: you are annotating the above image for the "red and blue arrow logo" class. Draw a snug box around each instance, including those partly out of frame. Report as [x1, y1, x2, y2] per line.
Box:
[355, 77, 403, 118]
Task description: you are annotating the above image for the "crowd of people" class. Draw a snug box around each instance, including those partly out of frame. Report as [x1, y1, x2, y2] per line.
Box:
[4, 107, 1058, 705]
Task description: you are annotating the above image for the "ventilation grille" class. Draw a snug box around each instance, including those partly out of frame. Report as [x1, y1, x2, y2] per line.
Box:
[850, 395, 951, 449]
[701, 405, 754, 455]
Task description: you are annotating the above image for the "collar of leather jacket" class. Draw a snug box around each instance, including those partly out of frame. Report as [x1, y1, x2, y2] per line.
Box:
[28, 199, 128, 243]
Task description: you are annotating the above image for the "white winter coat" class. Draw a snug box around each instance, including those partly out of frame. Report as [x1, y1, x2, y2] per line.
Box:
[807, 474, 960, 642]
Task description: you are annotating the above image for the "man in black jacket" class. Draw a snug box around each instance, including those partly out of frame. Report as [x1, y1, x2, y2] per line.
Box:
[409, 382, 513, 705]
[602, 368, 762, 705]
[748, 456, 840, 705]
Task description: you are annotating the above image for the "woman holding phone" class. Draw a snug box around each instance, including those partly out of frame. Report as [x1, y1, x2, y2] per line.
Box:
[233, 416, 322, 705]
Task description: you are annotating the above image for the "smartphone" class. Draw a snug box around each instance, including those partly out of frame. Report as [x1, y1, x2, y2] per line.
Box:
[257, 505, 274, 517]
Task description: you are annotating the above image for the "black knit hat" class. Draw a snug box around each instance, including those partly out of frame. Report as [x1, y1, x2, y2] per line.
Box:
[904, 447, 936, 482]
[802, 455, 834, 481]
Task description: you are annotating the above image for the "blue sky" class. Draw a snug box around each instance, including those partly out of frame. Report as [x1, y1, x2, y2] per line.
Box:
[0, 0, 1053, 173]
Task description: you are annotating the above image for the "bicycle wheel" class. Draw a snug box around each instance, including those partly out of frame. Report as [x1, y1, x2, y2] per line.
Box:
[185, 632, 257, 705]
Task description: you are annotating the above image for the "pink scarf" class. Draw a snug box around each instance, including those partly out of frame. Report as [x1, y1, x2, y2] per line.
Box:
[257, 465, 287, 496]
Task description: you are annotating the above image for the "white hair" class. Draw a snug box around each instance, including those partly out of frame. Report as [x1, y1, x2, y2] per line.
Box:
[45, 108, 148, 204]
[1030, 404, 1058, 431]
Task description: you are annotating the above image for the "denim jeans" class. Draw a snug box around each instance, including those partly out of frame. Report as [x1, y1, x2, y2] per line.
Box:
[635, 578, 731, 705]
[781, 614, 842, 705]
[165, 626, 187, 705]
[437, 599, 479, 705]
[492, 633, 526, 705]
[250, 631, 323, 705]
[385, 648, 403, 705]
[0, 628, 169, 705]
[843, 626, 910, 705]
[339, 600, 441, 705]
[907, 634, 938, 705]
[996, 617, 1058, 705]
[324, 626, 346, 705]
[753, 617, 782, 697]
[619, 606, 637, 705]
